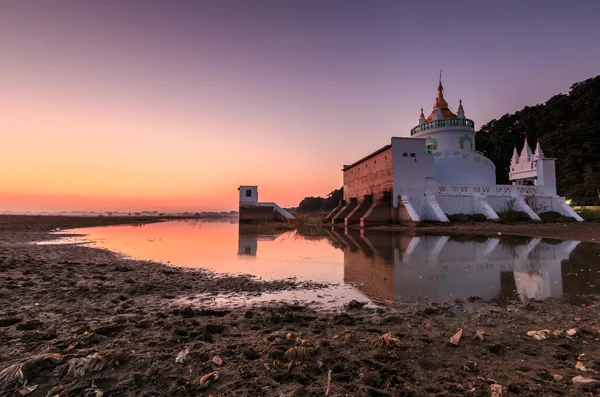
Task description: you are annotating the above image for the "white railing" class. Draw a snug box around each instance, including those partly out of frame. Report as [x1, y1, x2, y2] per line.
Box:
[411, 118, 475, 136]
[436, 184, 538, 196]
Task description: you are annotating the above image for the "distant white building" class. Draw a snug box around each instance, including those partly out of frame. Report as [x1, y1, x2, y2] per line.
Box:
[326, 78, 582, 225]
[238, 185, 295, 222]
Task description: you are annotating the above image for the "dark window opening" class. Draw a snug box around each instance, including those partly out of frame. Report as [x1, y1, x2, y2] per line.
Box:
[410, 153, 416, 157]
[245, 190, 252, 197]
[403, 153, 408, 157]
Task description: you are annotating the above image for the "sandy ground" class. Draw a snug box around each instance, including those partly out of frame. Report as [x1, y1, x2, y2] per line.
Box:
[1, 216, 600, 396]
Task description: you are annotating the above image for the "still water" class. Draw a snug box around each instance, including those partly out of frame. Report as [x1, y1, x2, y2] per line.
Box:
[58, 219, 600, 307]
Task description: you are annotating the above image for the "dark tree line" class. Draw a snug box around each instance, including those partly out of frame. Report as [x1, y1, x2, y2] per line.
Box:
[476, 75, 600, 204]
[297, 188, 343, 213]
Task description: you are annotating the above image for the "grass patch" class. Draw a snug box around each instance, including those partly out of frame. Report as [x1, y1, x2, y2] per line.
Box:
[539, 211, 576, 223]
[497, 210, 531, 223]
[578, 210, 600, 222]
[446, 213, 487, 223]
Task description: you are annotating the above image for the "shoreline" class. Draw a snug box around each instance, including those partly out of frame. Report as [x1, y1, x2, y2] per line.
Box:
[340, 221, 600, 243]
[1, 215, 599, 395]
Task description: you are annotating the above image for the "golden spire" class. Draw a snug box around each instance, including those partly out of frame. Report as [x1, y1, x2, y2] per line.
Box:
[435, 71, 449, 109]
[420, 107, 424, 118]
[425, 70, 456, 122]
[458, 99, 463, 110]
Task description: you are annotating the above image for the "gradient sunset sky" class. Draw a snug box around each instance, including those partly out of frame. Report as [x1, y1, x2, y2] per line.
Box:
[2, 0, 599, 212]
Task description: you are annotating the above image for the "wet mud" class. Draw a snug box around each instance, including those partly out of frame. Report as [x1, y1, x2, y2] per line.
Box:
[1, 216, 599, 396]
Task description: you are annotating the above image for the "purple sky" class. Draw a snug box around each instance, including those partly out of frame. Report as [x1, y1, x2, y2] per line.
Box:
[2, 0, 599, 211]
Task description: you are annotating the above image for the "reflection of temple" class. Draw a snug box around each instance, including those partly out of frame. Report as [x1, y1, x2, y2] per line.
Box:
[327, 229, 581, 304]
[237, 225, 284, 256]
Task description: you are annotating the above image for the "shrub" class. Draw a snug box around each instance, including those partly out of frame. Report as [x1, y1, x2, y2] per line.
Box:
[447, 213, 471, 223]
[470, 213, 488, 222]
[539, 211, 575, 223]
[498, 210, 531, 223]
[447, 213, 488, 223]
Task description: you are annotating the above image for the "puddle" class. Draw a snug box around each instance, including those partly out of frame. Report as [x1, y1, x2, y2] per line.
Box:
[49, 219, 600, 307]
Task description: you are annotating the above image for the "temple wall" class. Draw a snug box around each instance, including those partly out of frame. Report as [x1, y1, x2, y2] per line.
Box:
[343, 147, 393, 202]
[423, 128, 475, 152]
[436, 195, 477, 215]
[434, 154, 496, 185]
[239, 206, 274, 223]
[391, 137, 435, 216]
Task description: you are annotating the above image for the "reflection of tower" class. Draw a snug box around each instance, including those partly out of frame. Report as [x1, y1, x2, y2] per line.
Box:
[238, 234, 258, 256]
[237, 225, 285, 257]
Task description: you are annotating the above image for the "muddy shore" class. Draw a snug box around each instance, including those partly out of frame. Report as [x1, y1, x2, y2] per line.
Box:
[1, 216, 599, 396]
[366, 222, 600, 243]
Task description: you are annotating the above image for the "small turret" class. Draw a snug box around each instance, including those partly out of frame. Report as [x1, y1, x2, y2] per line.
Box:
[533, 141, 544, 160]
[419, 108, 425, 125]
[510, 146, 520, 167]
[457, 99, 465, 118]
[520, 138, 532, 162]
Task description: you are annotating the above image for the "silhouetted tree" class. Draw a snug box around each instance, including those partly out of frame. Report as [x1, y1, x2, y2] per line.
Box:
[476, 75, 600, 204]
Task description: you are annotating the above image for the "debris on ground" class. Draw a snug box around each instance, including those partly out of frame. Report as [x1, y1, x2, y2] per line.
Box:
[175, 347, 189, 364]
[572, 375, 598, 387]
[576, 361, 587, 372]
[199, 371, 220, 387]
[284, 346, 312, 363]
[552, 373, 563, 382]
[0, 353, 63, 391]
[473, 329, 485, 341]
[81, 388, 104, 397]
[449, 329, 463, 346]
[15, 385, 37, 395]
[490, 383, 502, 397]
[211, 356, 223, 366]
[380, 332, 401, 347]
[566, 328, 577, 336]
[65, 353, 103, 378]
[526, 330, 551, 340]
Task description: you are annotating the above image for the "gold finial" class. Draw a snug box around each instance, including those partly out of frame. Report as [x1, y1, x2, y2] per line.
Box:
[458, 99, 463, 110]
[420, 107, 424, 118]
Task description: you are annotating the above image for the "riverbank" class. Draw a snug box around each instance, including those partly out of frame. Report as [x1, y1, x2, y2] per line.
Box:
[1, 216, 599, 396]
[367, 221, 600, 243]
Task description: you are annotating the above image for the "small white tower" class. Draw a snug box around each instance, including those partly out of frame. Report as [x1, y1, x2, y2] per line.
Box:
[510, 146, 520, 171]
[238, 185, 258, 206]
[520, 138, 533, 162]
[533, 141, 544, 160]
[419, 108, 425, 125]
[457, 99, 465, 118]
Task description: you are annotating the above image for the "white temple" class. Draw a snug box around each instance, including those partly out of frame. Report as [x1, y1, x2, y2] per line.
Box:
[326, 76, 583, 225]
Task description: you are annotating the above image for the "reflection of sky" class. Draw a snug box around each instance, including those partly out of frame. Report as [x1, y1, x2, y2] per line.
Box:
[55, 219, 600, 305]
[3, 1, 600, 212]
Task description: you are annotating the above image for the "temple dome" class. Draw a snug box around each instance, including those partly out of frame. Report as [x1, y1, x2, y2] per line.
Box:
[426, 80, 457, 122]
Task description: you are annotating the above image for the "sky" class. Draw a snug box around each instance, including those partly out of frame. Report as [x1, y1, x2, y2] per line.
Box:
[1, 0, 599, 212]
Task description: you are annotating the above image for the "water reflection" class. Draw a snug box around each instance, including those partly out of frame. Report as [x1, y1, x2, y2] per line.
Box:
[324, 229, 598, 305]
[237, 225, 284, 256]
[55, 219, 599, 306]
